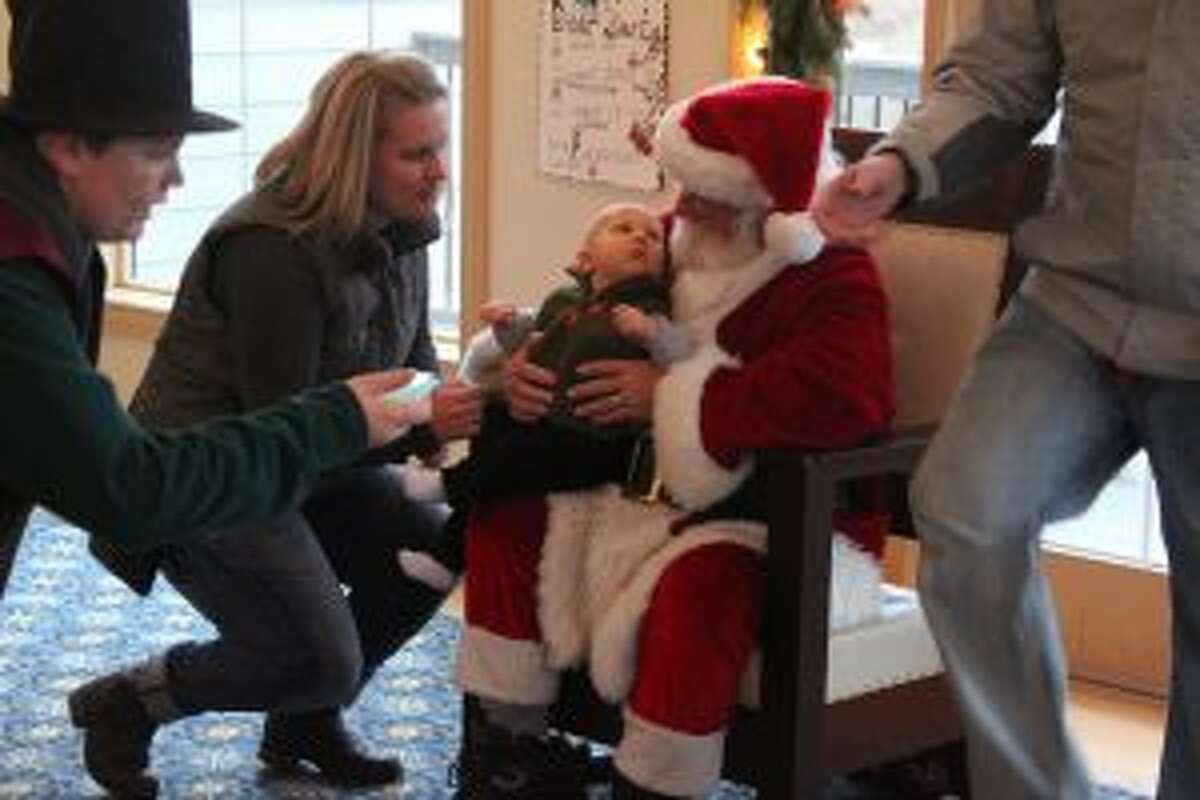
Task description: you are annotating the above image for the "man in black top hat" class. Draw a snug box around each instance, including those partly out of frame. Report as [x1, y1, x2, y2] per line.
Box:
[0, 1, 447, 796]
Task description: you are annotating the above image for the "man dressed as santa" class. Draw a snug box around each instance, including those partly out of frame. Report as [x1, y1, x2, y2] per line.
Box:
[453, 77, 896, 799]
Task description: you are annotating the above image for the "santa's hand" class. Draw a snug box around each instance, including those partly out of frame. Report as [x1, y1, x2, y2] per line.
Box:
[570, 358, 662, 425]
[504, 339, 556, 422]
[812, 152, 908, 246]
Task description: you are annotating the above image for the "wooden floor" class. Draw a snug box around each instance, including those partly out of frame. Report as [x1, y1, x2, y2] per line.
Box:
[1068, 680, 1164, 796]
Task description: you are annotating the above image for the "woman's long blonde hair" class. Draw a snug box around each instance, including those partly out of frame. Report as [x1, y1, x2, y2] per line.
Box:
[255, 50, 446, 240]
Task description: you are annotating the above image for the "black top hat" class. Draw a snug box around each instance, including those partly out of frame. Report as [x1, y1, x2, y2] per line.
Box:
[0, 0, 237, 135]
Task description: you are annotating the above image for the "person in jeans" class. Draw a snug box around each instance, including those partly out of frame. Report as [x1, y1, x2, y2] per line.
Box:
[814, 1, 1200, 798]
[67, 50, 483, 797]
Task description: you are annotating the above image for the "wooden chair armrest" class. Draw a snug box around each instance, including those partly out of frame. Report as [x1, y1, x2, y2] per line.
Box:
[760, 424, 936, 481]
[753, 424, 936, 788]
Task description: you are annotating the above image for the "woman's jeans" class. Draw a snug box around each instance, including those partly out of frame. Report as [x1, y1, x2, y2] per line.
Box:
[912, 297, 1200, 800]
[159, 466, 447, 715]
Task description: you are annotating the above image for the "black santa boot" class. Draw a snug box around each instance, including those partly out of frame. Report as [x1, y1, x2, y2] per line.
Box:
[258, 707, 402, 787]
[453, 694, 590, 799]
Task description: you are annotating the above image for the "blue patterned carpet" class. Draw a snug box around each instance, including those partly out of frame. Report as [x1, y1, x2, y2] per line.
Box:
[1, 512, 1150, 799]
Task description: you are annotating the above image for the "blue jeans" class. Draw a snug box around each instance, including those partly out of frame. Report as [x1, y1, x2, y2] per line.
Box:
[912, 297, 1200, 800]
[159, 466, 447, 715]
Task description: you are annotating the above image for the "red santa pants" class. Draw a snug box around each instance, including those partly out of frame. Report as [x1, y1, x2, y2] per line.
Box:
[459, 495, 764, 795]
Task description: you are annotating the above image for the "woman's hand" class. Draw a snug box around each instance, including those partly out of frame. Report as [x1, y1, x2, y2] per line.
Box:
[429, 378, 484, 442]
[503, 340, 556, 422]
[570, 358, 662, 426]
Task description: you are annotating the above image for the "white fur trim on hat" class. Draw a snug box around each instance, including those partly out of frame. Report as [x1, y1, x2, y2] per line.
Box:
[653, 343, 753, 510]
[764, 209, 826, 264]
[654, 97, 773, 211]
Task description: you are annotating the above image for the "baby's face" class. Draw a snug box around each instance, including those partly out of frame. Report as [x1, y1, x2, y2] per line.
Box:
[580, 207, 665, 290]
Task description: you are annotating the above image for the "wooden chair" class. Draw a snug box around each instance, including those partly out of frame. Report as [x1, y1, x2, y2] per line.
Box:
[544, 127, 1053, 799]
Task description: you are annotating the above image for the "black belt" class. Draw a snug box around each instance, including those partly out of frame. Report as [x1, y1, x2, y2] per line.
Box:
[621, 432, 676, 506]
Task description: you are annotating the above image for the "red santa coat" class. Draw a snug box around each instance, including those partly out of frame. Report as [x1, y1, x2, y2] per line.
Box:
[530, 242, 895, 702]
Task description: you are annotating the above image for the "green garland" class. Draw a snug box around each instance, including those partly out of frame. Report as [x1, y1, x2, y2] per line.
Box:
[741, 0, 848, 83]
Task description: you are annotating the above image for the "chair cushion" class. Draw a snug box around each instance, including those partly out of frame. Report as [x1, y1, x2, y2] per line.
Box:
[873, 223, 1008, 428]
[738, 585, 944, 706]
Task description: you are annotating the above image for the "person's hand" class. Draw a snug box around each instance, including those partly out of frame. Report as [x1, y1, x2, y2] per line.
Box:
[429, 378, 483, 442]
[612, 304, 656, 346]
[479, 300, 519, 327]
[812, 152, 909, 246]
[503, 339, 556, 422]
[344, 369, 425, 448]
[570, 358, 662, 426]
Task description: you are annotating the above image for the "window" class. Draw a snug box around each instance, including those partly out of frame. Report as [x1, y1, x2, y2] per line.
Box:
[837, 0, 924, 129]
[118, 0, 463, 335]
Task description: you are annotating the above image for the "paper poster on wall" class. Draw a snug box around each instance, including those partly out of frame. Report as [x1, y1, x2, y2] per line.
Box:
[538, 0, 668, 190]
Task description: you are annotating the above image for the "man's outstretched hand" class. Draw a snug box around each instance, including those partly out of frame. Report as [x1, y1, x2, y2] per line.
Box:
[812, 151, 910, 246]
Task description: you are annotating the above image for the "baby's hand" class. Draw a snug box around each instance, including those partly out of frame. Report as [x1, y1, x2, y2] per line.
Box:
[612, 304, 656, 344]
[479, 301, 519, 327]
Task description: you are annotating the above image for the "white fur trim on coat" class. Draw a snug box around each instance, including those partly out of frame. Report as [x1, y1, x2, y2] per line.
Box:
[589, 521, 767, 702]
[537, 488, 601, 669]
[653, 344, 753, 510]
[538, 486, 677, 669]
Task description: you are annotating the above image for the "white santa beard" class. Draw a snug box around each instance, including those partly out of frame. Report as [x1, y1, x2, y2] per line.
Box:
[670, 215, 765, 322]
[670, 215, 762, 274]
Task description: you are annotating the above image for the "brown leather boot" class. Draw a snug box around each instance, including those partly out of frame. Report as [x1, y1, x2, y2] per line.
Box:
[258, 708, 402, 787]
[67, 674, 159, 799]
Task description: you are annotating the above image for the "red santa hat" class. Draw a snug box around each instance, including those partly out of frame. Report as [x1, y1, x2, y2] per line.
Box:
[654, 77, 833, 264]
